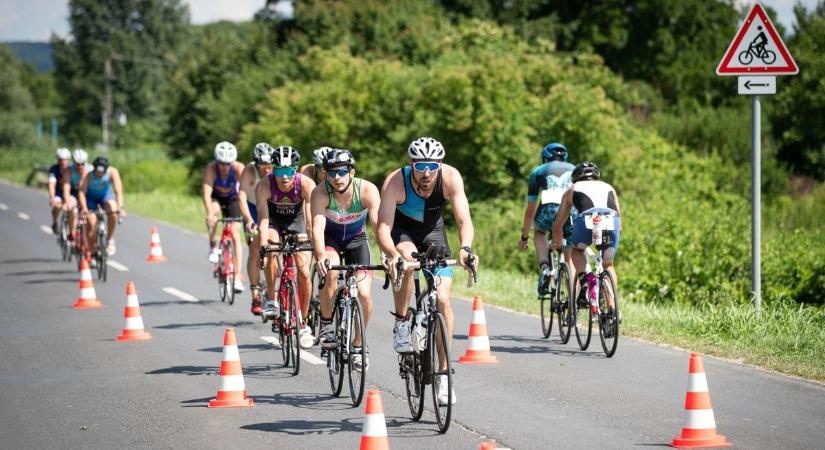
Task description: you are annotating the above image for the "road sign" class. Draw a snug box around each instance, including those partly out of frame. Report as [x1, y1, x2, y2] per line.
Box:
[716, 3, 798, 76]
[738, 76, 776, 95]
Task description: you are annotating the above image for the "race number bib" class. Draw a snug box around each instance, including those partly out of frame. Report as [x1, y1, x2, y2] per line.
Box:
[540, 188, 565, 205]
[584, 212, 616, 230]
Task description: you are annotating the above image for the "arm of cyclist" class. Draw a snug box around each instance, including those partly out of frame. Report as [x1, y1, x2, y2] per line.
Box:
[551, 188, 573, 251]
[377, 169, 402, 263]
[255, 176, 274, 254]
[77, 171, 90, 216]
[520, 200, 537, 250]
[301, 174, 316, 239]
[612, 188, 623, 232]
[110, 167, 125, 217]
[309, 184, 329, 278]
[201, 163, 218, 228]
[237, 166, 256, 233]
[60, 169, 72, 211]
[443, 164, 476, 271]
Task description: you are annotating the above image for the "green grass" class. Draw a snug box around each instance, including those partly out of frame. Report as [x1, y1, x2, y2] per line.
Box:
[4, 146, 824, 382]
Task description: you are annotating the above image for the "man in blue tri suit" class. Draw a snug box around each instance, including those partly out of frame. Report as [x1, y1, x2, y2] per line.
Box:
[78, 156, 125, 257]
[377, 137, 477, 407]
[48, 148, 72, 233]
[61, 149, 93, 241]
[519, 142, 576, 292]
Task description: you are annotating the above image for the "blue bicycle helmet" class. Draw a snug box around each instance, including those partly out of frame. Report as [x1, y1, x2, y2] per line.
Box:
[541, 142, 568, 162]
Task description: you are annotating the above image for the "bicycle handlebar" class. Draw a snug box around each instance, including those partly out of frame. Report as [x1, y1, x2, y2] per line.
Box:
[319, 259, 391, 290]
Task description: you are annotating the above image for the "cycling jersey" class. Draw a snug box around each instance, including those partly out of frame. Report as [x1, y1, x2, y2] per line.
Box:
[242, 162, 262, 223]
[267, 172, 306, 234]
[48, 165, 64, 199]
[324, 178, 367, 242]
[571, 180, 621, 260]
[211, 164, 239, 202]
[572, 180, 618, 212]
[69, 164, 91, 196]
[527, 161, 575, 204]
[85, 170, 115, 210]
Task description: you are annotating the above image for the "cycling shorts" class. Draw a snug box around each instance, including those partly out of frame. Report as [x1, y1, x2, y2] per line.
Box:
[325, 231, 371, 266]
[572, 208, 621, 261]
[391, 224, 453, 278]
[212, 196, 242, 219]
[86, 191, 115, 212]
[534, 203, 573, 250]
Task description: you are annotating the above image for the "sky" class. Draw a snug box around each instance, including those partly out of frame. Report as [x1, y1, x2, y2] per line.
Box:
[0, 0, 819, 42]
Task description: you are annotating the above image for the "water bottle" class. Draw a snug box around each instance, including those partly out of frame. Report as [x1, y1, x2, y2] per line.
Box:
[412, 310, 427, 352]
[592, 214, 603, 245]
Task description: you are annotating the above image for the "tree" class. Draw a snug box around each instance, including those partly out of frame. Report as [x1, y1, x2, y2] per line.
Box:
[52, 0, 189, 144]
[771, 2, 825, 179]
[0, 45, 38, 148]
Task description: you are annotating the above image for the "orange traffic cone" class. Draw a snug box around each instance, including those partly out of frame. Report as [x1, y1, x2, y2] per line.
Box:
[458, 296, 498, 364]
[671, 353, 732, 448]
[480, 440, 498, 449]
[116, 282, 152, 341]
[146, 226, 166, 262]
[73, 258, 102, 309]
[360, 389, 390, 450]
[208, 328, 254, 408]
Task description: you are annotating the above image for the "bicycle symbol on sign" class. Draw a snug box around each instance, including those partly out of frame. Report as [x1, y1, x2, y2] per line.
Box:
[738, 26, 776, 65]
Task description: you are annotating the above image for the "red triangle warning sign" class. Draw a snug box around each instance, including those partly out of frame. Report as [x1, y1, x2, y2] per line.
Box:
[716, 3, 798, 76]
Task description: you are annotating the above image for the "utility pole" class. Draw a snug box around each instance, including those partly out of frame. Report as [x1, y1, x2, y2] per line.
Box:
[102, 55, 113, 151]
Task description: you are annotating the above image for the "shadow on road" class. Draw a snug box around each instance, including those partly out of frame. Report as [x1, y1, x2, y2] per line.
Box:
[453, 334, 605, 358]
[198, 343, 271, 353]
[240, 417, 362, 435]
[140, 299, 217, 307]
[146, 363, 288, 379]
[153, 320, 255, 330]
[7, 269, 77, 276]
[23, 278, 77, 284]
[253, 391, 355, 411]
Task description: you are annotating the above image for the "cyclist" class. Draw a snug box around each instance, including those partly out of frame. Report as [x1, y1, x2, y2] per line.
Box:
[203, 141, 246, 293]
[551, 162, 622, 306]
[256, 145, 317, 348]
[61, 149, 92, 242]
[239, 143, 275, 316]
[48, 148, 72, 233]
[78, 156, 125, 257]
[519, 142, 576, 292]
[299, 146, 333, 185]
[310, 149, 381, 371]
[377, 136, 477, 406]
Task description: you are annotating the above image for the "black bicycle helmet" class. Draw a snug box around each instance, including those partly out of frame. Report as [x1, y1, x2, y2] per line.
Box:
[92, 156, 110, 172]
[322, 149, 356, 170]
[571, 161, 600, 182]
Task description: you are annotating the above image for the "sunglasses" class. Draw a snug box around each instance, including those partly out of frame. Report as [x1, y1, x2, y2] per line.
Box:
[274, 167, 296, 177]
[412, 162, 441, 172]
[326, 167, 350, 178]
[218, 161, 232, 166]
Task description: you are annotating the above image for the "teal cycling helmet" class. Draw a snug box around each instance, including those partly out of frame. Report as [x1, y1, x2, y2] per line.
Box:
[541, 143, 568, 162]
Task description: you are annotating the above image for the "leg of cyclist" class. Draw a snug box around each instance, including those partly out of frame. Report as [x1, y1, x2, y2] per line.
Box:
[248, 231, 263, 315]
[391, 240, 418, 353]
[50, 198, 63, 232]
[230, 220, 245, 292]
[533, 229, 549, 265]
[318, 247, 340, 348]
[206, 200, 221, 262]
[103, 198, 118, 255]
[66, 196, 78, 240]
[296, 248, 314, 348]
[434, 274, 454, 370]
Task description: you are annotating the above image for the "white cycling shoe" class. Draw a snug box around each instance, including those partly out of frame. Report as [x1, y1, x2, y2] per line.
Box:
[299, 327, 315, 349]
[436, 374, 456, 406]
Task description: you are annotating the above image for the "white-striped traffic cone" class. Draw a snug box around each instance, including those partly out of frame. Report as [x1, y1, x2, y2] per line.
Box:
[146, 226, 167, 262]
[360, 389, 390, 450]
[208, 327, 254, 408]
[116, 282, 151, 341]
[73, 258, 102, 309]
[671, 353, 731, 448]
[458, 296, 498, 364]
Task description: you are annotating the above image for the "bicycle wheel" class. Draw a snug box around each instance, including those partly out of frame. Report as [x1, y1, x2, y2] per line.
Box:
[347, 298, 367, 406]
[556, 263, 572, 344]
[540, 254, 555, 338]
[287, 282, 301, 375]
[598, 272, 620, 357]
[327, 302, 345, 396]
[574, 285, 592, 351]
[763, 50, 776, 64]
[97, 230, 107, 282]
[217, 253, 228, 303]
[309, 267, 321, 343]
[223, 239, 236, 305]
[429, 312, 452, 433]
[59, 216, 70, 261]
[738, 49, 753, 65]
[402, 352, 425, 420]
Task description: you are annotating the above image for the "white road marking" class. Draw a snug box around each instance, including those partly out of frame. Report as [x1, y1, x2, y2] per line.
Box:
[162, 287, 199, 302]
[0, 203, 8, 210]
[17, 212, 30, 220]
[40, 225, 53, 234]
[259, 336, 324, 365]
[107, 260, 129, 272]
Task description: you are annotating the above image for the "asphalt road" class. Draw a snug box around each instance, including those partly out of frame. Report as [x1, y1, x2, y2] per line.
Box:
[1, 180, 823, 449]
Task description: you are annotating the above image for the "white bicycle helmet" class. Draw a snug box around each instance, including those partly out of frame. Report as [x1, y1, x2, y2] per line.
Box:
[274, 145, 301, 167]
[253, 142, 275, 164]
[407, 137, 445, 160]
[72, 149, 88, 164]
[312, 146, 333, 165]
[56, 148, 71, 160]
[214, 141, 238, 163]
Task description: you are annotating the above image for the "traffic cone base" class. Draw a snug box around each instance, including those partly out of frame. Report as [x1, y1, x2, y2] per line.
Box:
[74, 259, 102, 309]
[459, 296, 498, 364]
[360, 390, 390, 450]
[116, 282, 152, 341]
[146, 226, 167, 262]
[208, 328, 254, 408]
[671, 353, 731, 448]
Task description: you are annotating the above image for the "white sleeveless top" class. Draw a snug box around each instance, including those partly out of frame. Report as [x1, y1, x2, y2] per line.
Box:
[572, 180, 617, 211]
[242, 162, 261, 205]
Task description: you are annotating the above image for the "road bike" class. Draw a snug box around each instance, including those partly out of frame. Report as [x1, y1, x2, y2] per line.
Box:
[738, 42, 776, 65]
[260, 231, 313, 376]
[320, 259, 389, 406]
[395, 245, 476, 433]
[538, 243, 573, 343]
[211, 217, 243, 305]
[74, 215, 91, 271]
[89, 205, 121, 282]
[56, 209, 71, 262]
[571, 213, 620, 357]
[307, 265, 322, 345]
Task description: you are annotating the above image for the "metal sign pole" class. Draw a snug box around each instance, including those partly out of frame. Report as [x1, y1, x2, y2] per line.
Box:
[752, 94, 761, 312]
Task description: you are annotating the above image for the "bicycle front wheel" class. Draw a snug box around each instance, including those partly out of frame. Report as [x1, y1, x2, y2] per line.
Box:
[403, 352, 425, 420]
[223, 239, 236, 305]
[309, 267, 321, 343]
[287, 282, 300, 375]
[347, 298, 367, 406]
[429, 312, 452, 433]
[557, 264, 572, 344]
[217, 254, 228, 303]
[598, 272, 620, 357]
[574, 287, 592, 351]
[97, 231, 107, 282]
[327, 303, 344, 396]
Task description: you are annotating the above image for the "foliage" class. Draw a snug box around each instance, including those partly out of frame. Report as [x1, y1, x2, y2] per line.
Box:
[770, 3, 825, 179]
[0, 45, 39, 148]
